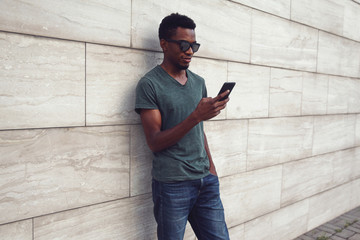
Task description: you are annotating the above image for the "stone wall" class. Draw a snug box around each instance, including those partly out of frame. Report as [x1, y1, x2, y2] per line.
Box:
[0, 0, 359, 239]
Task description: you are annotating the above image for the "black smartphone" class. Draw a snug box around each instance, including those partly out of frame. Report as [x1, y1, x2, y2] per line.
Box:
[217, 82, 236, 101]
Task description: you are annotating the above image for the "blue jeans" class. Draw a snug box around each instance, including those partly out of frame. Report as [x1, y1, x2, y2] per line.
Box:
[152, 174, 230, 240]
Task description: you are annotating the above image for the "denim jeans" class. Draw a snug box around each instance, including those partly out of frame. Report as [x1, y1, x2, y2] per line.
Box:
[152, 174, 230, 240]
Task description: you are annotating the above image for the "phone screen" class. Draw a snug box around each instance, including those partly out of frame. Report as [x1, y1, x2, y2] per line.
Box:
[217, 82, 236, 101]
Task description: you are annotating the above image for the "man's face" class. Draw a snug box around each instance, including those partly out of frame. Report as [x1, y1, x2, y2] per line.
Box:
[164, 27, 197, 70]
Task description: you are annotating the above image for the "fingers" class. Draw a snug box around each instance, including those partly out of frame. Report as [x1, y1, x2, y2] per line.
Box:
[214, 90, 230, 102]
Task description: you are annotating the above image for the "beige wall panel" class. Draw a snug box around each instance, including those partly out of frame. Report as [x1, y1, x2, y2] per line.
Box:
[131, 0, 251, 62]
[227, 62, 270, 119]
[350, 178, 360, 208]
[269, 68, 303, 117]
[130, 124, 152, 196]
[189, 58, 228, 120]
[0, 126, 130, 224]
[357, 115, 360, 146]
[247, 117, 313, 170]
[230, 0, 291, 19]
[86, 44, 162, 125]
[251, 11, 318, 72]
[0, 0, 131, 46]
[333, 148, 360, 185]
[228, 224, 245, 240]
[282, 153, 334, 207]
[291, 0, 344, 36]
[204, 120, 248, 177]
[317, 31, 360, 78]
[313, 114, 356, 155]
[220, 166, 282, 227]
[244, 200, 309, 240]
[34, 194, 156, 240]
[0, 32, 85, 130]
[302, 73, 328, 115]
[0, 219, 32, 240]
[344, 1, 360, 42]
[348, 79, 360, 113]
[327, 76, 352, 114]
[307, 181, 354, 231]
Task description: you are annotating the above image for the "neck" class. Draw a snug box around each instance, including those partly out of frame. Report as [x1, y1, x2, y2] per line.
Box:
[160, 61, 188, 85]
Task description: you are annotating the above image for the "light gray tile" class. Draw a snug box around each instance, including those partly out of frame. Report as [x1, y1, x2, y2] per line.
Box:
[0, 32, 85, 130]
[130, 125, 153, 196]
[247, 117, 313, 170]
[357, 115, 360, 146]
[350, 178, 360, 209]
[204, 120, 247, 177]
[291, 0, 344, 36]
[229, 224, 245, 240]
[332, 148, 359, 186]
[0, 126, 130, 224]
[344, 0, 360, 42]
[348, 79, 360, 113]
[251, 11, 318, 72]
[189, 58, 228, 120]
[231, 0, 291, 19]
[0, 0, 131, 46]
[0, 220, 32, 240]
[86, 44, 162, 125]
[317, 31, 360, 78]
[227, 62, 270, 119]
[244, 200, 309, 240]
[34, 194, 156, 240]
[131, 0, 251, 62]
[302, 73, 328, 115]
[269, 68, 303, 117]
[220, 166, 282, 227]
[313, 115, 356, 155]
[308, 181, 353, 230]
[282, 153, 335, 206]
[327, 76, 352, 114]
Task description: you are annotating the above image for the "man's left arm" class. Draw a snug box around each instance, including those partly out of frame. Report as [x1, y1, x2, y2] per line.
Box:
[204, 132, 217, 176]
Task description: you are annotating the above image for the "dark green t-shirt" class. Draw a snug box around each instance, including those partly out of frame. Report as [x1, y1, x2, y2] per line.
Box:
[135, 65, 210, 182]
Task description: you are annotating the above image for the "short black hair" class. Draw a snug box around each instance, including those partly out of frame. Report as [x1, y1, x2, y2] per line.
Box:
[158, 13, 196, 40]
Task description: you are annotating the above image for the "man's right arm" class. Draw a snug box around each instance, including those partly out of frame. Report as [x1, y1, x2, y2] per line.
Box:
[140, 90, 230, 153]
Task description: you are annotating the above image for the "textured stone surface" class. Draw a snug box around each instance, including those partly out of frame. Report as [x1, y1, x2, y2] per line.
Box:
[0, 32, 85, 130]
[230, 0, 291, 19]
[0, 220, 32, 240]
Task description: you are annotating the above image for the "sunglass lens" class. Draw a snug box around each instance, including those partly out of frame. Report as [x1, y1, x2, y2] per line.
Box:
[180, 41, 191, 52]
[192, 43, 200, 53]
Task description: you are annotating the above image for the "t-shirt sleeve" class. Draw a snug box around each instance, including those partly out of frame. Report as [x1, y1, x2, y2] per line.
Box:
[135, 77, 158, 114]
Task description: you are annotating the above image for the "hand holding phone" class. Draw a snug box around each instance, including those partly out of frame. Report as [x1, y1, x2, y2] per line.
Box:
[217, 82, 236, 101]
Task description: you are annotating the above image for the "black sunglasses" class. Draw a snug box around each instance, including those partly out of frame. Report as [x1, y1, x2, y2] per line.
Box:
[165, 39, 201, 53]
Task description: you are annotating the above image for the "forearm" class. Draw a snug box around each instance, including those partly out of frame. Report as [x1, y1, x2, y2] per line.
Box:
[204, 133, 217, 175]
[145, 111, 201, 152]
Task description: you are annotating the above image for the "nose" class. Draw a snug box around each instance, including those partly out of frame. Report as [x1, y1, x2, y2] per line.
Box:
[184, 46, 194, 55]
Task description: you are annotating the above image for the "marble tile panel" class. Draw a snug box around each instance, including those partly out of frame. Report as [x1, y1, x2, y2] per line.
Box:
[327, 76, 360, 114]
[0, 126, 130, 224]
[247, 116, 313, 170]
[281, 153, 334, 207]
[317, 31, 360, 78]
[228, 224, 245, 240]
[230, 0, 291, 19]
[0, 0, 131, 46]
[204, 120, 248, 177]
[308, 181, 353, 230]
[189, 58, 228, 120]
[86, 43, 162, 125]
[302, 73, 328, 115]
[34, 194, 156, 240]
[350, 178, 360, 209]
[357, 115, 360, 146]
[244, 200, 309, 240]
[131, 0, 251, 62]
[344, 0, 360, 42]
[269, 68, 303, 117]
[348, 79, 360, 113]
[251, 11, 318, 72]
[220, 166, 282, 227]
[0, 220, 32, 240]
[130, 124, 153, 196]
[0, 32, 85, 130]
[227, 62, 270, 119]
[312, 114, 356, 155]
[291, 0, 344, 36]
[332, 148, 359, 185]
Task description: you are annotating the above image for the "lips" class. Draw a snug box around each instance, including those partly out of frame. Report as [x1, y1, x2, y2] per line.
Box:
[183, 57, 192, 63]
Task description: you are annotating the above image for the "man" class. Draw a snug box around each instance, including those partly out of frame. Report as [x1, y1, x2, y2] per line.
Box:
[135, 13, 230, 240]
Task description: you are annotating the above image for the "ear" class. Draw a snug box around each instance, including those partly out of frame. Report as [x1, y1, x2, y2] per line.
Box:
[160, 39, 168, 52]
